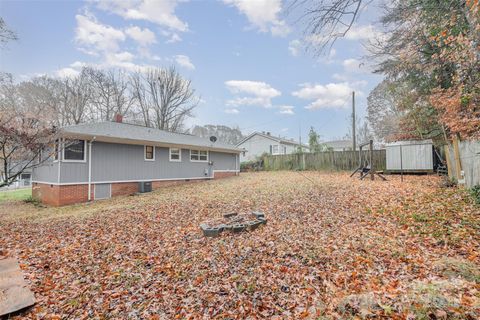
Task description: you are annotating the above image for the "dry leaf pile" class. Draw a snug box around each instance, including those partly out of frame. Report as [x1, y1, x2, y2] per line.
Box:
[0, 171, 478, 319]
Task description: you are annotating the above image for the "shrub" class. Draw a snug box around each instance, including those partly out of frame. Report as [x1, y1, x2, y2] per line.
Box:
[24, 196, 41, 206]
[469, 185, 480, 205]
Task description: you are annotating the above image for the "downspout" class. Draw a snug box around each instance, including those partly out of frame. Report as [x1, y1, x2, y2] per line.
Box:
[236, 153, 239, 175]
[57, 138, 62, 184]
[88, 137, 96, 201]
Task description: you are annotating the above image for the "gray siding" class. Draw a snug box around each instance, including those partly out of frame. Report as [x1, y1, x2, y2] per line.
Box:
[32, 162, 59, 183]
[57, 141, 238, 184]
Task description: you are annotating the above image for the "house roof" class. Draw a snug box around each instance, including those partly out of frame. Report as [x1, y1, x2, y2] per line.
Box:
[60, 122, 242, 153]
[236, 131, 308, 148]
[322, 140, 353, 149]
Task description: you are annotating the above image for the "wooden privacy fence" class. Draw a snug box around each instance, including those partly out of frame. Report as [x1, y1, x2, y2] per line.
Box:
[264, 150, 386, 171]
[445, 138, 480, 188]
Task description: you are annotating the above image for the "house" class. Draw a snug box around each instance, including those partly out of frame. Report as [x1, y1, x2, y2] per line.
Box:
[321, 140, 353, 151]
[32, 120, 241, 206]
[1, 162, 33, 190]
[236, 131, 308, 162]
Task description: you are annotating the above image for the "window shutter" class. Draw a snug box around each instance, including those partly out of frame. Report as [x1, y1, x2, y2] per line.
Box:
[269, 145, 273, 154]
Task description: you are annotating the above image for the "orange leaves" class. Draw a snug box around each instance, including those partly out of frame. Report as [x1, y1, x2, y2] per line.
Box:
[1, 172, 479, 318]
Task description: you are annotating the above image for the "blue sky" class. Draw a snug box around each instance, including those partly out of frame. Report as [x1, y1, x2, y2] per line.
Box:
[1, 0, 384, 142]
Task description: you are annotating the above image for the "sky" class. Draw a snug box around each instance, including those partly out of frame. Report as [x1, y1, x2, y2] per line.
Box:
[0, 0, 384, 142]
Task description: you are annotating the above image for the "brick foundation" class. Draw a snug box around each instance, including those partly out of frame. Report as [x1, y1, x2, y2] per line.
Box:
[111, 182, 138, 197]
[32, 183, 94, 206]
[213, 171, 238, 179]
[32, 173, 238, 206]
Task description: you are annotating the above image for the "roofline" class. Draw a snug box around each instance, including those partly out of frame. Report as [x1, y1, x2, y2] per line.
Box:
[236, 131, 308, 148]
[59, 130, 242, 154]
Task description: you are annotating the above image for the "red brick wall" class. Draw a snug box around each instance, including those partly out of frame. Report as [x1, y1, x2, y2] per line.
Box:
[33, 174, 237, 206]
[33, 183, 60, 206]
[32, 183, 94, 206]
[111, 182, 138, 197]
[213, 171, 238, 179]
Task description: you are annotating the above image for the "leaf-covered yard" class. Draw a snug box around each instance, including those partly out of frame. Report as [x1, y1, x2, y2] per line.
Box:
[1, 171, 479, 319]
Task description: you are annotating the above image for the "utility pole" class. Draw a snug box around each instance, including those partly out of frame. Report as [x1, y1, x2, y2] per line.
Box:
[352, 91, 356, 151]
[299, 122, 302, 152]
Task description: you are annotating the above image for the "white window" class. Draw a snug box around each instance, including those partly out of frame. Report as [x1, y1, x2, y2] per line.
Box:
[144, 145, 155, 161]
[190, 149, 208, 162]
[63, 140, 86, 162]
[169, 148, 181, 162]
[272, 145, 279, 155]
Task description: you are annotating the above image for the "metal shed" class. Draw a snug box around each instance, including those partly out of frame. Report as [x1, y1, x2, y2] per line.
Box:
[386, 140, 434, 172]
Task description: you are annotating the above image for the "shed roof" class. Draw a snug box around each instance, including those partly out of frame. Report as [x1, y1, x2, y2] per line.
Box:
[385, 139, 433, 147]
[60, 122, 242, 153]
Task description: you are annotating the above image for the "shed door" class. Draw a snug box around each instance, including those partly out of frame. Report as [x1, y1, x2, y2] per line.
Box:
[94, 183, 111, 200]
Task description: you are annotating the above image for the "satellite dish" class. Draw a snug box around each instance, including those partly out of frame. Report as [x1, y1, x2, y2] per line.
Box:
[209, 136, 217, 143]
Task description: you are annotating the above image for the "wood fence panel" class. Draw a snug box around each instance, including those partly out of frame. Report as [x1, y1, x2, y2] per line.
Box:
[264, 150, 386, 172]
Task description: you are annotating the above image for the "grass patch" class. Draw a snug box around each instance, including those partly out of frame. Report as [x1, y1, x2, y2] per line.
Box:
[0, 188, 31, 203]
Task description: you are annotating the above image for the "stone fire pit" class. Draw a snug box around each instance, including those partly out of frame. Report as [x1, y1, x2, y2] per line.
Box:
[200, 211, 266, 237]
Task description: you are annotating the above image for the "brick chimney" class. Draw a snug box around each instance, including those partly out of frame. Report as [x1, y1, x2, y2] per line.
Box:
[114, 113, 123, 123]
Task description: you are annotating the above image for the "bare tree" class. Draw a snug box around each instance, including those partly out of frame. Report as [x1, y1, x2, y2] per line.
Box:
[0, 75, 58, 187]
[0, 17, 17, 46]
[131, 67, 199, 132]
[366, 79, 402, 141]
[60, 68, 92, 125]
[289, 0, 373, 53]
[191, 125, 244, 145]
[85, 68, 134, 122]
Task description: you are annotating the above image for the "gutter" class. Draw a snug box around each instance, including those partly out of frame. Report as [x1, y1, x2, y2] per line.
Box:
[87, 137, 96, 201]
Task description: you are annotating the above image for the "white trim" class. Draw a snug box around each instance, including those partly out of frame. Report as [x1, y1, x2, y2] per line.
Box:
[144, 145, 155, 161]
[87, 140, 93, 201]
[32, 176, 212, 186]
[189, 149, 209, 162]
[169, 147, 182, 162]
[62, 139, 87, 163]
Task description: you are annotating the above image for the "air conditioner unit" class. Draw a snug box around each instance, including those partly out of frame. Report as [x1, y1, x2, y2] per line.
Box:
[138, 181, 152, 193]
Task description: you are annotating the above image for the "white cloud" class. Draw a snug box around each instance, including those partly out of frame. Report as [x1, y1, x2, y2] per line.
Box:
[225, 108, 240, 114]
[56, 67, 80, 78]
[288, 39, 301, 57]
[174, 55, 195, 70]
[342, 58, 372, 74]
[224, 0, 290, 37]
[225, 80, 281, 107]
[305, 24, 381, 47]
[278, 105, 294, 115]
[125, 26, 156, 46]
[75, 13, 126, 53]
[166, 32, 182, 43]
[94, 0, 188, 32]
[292, 82, 357, 110]
[344, 24, 380, 41]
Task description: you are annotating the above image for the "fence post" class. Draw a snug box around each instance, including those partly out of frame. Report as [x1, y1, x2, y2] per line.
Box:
[369, 140, 374, 180]
[453, 134, 463, 184]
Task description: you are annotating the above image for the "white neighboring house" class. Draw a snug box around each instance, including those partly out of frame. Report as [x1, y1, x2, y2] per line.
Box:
[236, 131, 308, 162]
